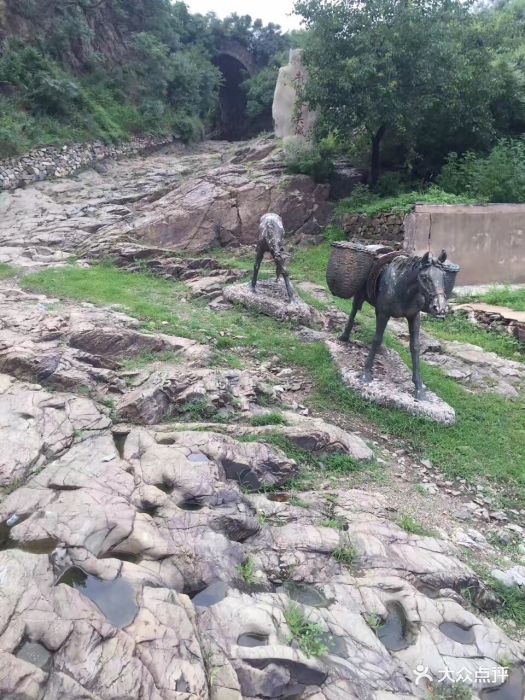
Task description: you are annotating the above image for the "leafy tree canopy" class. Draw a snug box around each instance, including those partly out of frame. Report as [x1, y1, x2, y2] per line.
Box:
[294, 0, 525, 183]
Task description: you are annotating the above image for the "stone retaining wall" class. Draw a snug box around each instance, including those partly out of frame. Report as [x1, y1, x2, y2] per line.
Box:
[0, 134, 174, 190]
[338, 211, 405, 246]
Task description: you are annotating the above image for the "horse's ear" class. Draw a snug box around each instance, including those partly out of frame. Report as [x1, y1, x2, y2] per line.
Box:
[438, 249, 447, 263]
[420, 251, 432, 267]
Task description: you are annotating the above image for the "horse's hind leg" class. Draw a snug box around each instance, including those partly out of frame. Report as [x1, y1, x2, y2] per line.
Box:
[363, 311, 389, 382]
[339, 291, 364, 342]
[251, 245, 265, 292]
[274, 253, 295, 301]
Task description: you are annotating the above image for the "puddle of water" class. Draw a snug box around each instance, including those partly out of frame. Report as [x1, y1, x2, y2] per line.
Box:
[480, 667, 525, 700]
[439, 621, 475, 644]
[191, 581, 229, 608]
[237, 633, 269, 647]
[187, 453, 209, 463]
[268, 493, 289, 503]
[57, 567, 138, 628]
[377, 602, 411, 651]
[278, 582, 332, 608]
[0, 523, 58, 554]
[16, 641, 52, 671]
[178, 498, 205, 511]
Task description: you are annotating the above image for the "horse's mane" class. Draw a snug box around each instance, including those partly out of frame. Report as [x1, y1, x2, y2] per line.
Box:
[390, 253, 424, 275]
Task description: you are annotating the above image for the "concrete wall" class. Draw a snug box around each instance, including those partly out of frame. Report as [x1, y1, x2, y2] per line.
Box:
[404, 204, 525, 285]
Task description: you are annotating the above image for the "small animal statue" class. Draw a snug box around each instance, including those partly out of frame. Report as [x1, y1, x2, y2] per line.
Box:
[251, 213, 295, 302]
[340, 250, 451, 400]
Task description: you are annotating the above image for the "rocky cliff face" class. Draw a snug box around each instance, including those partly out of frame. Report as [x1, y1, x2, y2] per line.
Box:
[0, 0, 149, 70]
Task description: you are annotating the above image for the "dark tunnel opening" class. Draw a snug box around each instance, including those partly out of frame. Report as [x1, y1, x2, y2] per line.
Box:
[212, 54, 271, 141]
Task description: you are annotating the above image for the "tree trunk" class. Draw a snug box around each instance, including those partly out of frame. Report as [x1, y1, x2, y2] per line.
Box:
[370, 125, 386, 187]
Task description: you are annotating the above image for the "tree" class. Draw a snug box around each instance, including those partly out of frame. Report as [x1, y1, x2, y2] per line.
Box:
[294, 0, 524, 184]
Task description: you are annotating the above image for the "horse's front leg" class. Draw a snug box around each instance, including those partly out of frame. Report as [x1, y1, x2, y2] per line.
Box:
[251, 245, 264, 292]
[339, 290, 364, 342]
[408, 313, 427, 400]
[363, 312, 389, 383]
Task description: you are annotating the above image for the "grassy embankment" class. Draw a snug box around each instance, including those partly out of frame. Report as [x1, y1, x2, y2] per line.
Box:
[21, 249, 525, 510]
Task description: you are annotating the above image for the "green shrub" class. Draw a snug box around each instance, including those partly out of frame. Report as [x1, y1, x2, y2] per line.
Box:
[438, 138, 525, 203]
[284, 138, 335, 183]
[337, 185, 478, 217]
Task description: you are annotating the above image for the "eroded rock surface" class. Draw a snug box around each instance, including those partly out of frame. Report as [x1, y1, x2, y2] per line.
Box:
[1, 427, 522, 698]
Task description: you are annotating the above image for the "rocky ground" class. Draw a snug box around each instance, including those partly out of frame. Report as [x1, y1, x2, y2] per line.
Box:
[0, 139, 524, 700]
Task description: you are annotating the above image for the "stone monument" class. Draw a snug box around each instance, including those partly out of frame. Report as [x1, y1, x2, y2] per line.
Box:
[272, 49, 318, 144]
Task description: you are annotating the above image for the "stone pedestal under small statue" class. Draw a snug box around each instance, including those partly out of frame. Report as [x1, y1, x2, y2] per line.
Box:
[223, 280, 322, 328]
[327, 339, 456, 425]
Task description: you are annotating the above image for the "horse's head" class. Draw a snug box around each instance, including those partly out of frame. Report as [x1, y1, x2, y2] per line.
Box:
[418, 250, 449, 318]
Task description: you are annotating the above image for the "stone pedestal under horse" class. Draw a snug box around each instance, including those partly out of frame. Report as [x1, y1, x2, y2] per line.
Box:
[251, 213, 295, 302]
[340, 250, 453, 400]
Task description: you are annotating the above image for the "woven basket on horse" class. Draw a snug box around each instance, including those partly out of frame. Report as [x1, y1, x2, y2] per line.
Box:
[326, 242, 375, 299]
[442, 261, 460, 298]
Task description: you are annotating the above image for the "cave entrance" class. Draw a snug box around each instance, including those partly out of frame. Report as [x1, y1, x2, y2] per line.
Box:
[213, 54, 252, 141]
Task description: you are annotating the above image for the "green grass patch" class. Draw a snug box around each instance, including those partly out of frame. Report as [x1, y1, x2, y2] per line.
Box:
[425, 313, 524, 362]
[120, 350, 183, 370]
[284, 603, 329, 657]
[0, 263, 16, 280]
[21, 262, 525, 508]
[250, 412, 288, 427]
[396, 514, 434, 536]
[456, 285, 525, 312]
[488, 578, 525, 628]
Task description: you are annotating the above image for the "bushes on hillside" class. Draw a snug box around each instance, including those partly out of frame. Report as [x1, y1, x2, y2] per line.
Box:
[438, 138, 525, 203]
[284, 138, 335, 182]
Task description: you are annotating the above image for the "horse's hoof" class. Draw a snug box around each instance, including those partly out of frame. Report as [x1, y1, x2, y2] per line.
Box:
[415, 388, 429, 402]
[361, 371, 373, 384]
[338, 334, 349, 343]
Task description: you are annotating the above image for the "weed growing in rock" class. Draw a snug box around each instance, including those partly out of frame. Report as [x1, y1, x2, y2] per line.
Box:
[331, 540, 359, 569]
[250, 412, 288, 427]
[289, 495, 311, 509]
[364, 612, 383, 631]
[427, 681, 472, 699]
[236, 556, 257, 586]
[397, 514, 434, 537]
[284, 603, 329, 657]
[320, 518, 347, 531]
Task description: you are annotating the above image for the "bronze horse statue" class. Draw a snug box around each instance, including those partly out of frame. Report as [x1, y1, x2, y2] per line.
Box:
[251, 213, 295, 302]
[339, 250, 452, 400]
